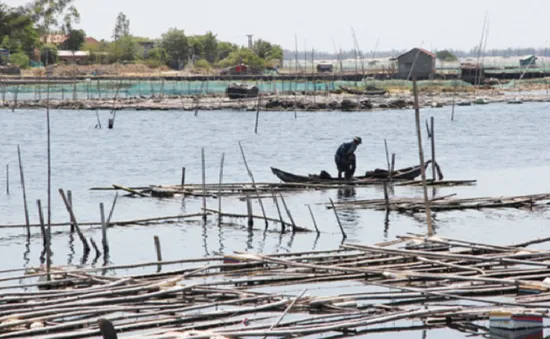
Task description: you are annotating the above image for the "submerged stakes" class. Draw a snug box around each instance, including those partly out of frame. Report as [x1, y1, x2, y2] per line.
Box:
[2, 234, 550, 337]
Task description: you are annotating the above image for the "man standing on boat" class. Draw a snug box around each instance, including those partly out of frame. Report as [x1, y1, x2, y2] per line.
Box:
[335, 136, 362, 180]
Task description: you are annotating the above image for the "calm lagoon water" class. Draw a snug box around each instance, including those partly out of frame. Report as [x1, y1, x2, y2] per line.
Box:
[1, 102, 550, 338]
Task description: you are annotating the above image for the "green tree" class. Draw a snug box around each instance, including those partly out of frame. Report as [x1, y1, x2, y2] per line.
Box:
[112, 12, 130, 41]
[0, 5, 40, 56]
[188, 36, 204, 59]
[161, 28, 188, 69]
[110, 35, 140, 62]
[219, 48, 265, 70]
[436, 50, 457, 62]
[40, 43, 57, 64]
[252, 39, 283, 61]
[62, 29, 85, 51]
[9, 52, 30, 68]
[22, 0, 80, 35]
[200, 31, 218, 63]
[216, 41, 237, 61]
[147, 47, 167, 62]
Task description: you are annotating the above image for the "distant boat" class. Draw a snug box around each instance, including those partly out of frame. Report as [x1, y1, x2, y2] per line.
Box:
[508, 97, 523, 104]
[225, 83, 259, 100]
[474, 97, 489, 105]
[457, 101, 472, 106]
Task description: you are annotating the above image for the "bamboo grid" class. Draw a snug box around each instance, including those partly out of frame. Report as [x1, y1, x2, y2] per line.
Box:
[2, 234, 550, 338]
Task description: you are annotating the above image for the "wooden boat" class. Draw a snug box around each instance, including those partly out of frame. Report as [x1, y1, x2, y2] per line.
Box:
[271, 161, 442, 184]
[339, 85, 387, 96]
[226, 83, 259, 99]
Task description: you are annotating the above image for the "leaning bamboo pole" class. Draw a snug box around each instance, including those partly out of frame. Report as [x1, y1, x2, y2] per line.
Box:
[412, 76, 433, 235]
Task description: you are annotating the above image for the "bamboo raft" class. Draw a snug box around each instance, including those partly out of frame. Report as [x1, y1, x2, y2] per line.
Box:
[327, 193, 550, 212]
[90, 179, 478, 199]
[3, 234, 550, 338]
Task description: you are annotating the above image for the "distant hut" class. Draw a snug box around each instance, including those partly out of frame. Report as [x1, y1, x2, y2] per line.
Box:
[460, 63, 485, 84]
[519, 55, 537, 68]
[396, 48, 436, 80]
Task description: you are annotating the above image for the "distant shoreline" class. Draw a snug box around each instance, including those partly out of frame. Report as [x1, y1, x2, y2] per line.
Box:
[3, 89, 548, 112]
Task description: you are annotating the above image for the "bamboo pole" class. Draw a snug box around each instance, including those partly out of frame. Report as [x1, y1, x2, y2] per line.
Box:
[100, 203, 109, 254]
[278, 193, 296, 232]
[412, 76, 433, 236]
[181, 167, 186, 187]
[201, 148, 207, 222]
[154, 235, 162, 272]
[218, 153, 225, 225]
[238, 141, 268, 228]
[5, 164, 8, 195]
[271, 191, 285, 233]
[59, 189, 90, 253]
[255, 91, 261, 134]
[246, 193, 253, 228]
[384, 139, 390, 172]
[17, 145, 30, 237]
[37, 200, 46, 247]
[329, 198, 347, 239]
[430, 117, 436, 181]
[68, 190, 74, 232]
[47, 83, 51, 230]
[307, 205, 320, 235]
[105, 192, 118, 228]
[95, 111, 102, 129]
[263, 289, 307, 338]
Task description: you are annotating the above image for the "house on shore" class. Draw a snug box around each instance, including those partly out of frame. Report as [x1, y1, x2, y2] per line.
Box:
[395, 48, 436, 80]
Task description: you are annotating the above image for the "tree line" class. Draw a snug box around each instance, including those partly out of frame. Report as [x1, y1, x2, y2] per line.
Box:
[0, 2, 284, 71]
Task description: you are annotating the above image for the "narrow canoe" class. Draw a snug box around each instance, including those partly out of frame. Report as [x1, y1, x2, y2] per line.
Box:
[271, 161, 442, 184]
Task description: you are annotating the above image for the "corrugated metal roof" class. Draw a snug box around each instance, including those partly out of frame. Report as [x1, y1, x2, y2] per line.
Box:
[58, 51, 90, 57]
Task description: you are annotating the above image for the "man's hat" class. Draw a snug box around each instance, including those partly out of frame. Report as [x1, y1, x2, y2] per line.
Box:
[353, 136, 362, 144]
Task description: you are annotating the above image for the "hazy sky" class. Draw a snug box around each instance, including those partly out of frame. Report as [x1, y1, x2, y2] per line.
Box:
[4, 0, 550, 52]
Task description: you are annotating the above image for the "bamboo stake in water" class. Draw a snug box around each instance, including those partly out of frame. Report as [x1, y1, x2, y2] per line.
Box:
[238, 141, 268, 228]
[246, 193, 253, 228]
[271, 191, 285, 233]
[17, 145, 30, 237]
[68, 190, 74, 232]
[278, 193, 296, 232]
[105, 192, 118, 228]
[47, 83, 52, 233]
[430, 117, 436, 181]
[329, 198, 346, 239]
[37, 200, 46, 247]
[181, 167, 186, 187]
[390, 153, 396, 182]
[384, 139, 391, 173]
[95, 111, 102, 129]
[451, 82, 456, 121]
[5, 164, 8, 195]
[59, 188, 91, 253]
[154, 235, 162, 272]
[307, 205, 320, 234]
[100, 202, 109, 254]
[218, 153, 225, 225]
[412, 76, 434, 236]
[201, 148, 207, 222]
